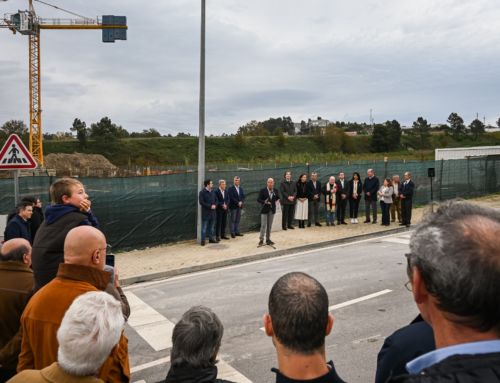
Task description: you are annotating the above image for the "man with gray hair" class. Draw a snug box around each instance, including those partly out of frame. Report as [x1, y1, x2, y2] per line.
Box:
[214, 179, 230, 242]
[8, 291, 124, 382]
[164, 306, 234, 383]
[257, 178, 280, 246]
[0, 239, 33, 381]
[389, 200, 500, 382]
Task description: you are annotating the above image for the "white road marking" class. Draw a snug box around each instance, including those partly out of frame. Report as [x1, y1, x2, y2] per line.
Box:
[380, 237, 410, 245]
[260, 289, 393, 331]
[132, 380, 146, 383]
[125, 230, 413, 291]
[131, 356, 170, 374]
[125, 291, 175, 351]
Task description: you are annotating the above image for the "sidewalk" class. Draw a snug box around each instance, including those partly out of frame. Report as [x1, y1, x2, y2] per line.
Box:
[117, 194, 500, 285]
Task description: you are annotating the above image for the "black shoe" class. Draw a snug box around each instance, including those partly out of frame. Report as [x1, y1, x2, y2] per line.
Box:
[372, 221, 377, 224]
[266, 240, 275, 245]
[235, 233, 243, 236]
[258, 240, 264, 246]
[282, 227, 287, 230]
[399, 223, 406, 226]
[341, 222, 348, 225]
[326, 222, 330, 226]
[221, 236, 230, 240]
[331, 222, 335, 226]
[216, 237, 220, 242]
[406, 224, 411, 228]
[364, 220, 371, 223]
[231, 233, 235, 238]
[315, 222, 322, 227]
[307, 223, 311, 227]
[201, 240, 205, 246]
[288, 226, 295, 230]
[209, 239, 217, 244]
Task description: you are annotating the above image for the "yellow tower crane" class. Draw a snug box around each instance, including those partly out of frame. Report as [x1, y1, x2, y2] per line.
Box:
[0, 0, 127, 166]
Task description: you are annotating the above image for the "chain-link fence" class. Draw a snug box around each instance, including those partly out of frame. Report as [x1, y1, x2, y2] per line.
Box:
[1, 157, 499, 250]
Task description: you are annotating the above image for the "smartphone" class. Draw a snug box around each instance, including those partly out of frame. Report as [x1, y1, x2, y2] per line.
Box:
[106, 254, 115, 267]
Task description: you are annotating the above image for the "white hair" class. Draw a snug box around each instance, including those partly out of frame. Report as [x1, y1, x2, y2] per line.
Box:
[57, 291, 125, 376]
[218, 179, 226, 185]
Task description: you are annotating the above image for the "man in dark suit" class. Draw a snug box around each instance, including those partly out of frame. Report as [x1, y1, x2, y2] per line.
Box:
[214, 179, 230, 241]
[306, 172, 322, 227]
[335, 172, 349, 225]
[198, 179, 217, 246]
[227, 176, 245, 238]
[363, 168, 380, 224]
[400, 171, 415, 227]
[279, 171, 297, 230]
[257, 178, 280, 246]
[4, 202, 33, 243]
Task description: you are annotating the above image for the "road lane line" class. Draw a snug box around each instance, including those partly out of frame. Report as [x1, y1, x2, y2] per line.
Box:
[131, 356, 170, 373]
[380, 237, 410, 245]
[125, 231, 413, 291]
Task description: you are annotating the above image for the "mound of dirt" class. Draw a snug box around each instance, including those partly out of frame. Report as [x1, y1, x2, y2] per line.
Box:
[45, 153, 117, 177]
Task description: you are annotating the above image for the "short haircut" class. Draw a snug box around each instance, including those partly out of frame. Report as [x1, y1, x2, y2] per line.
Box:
[170, 306, 223, 369]
[268, 272, 329, 354]
[409, 200, 500, 334]
[284, 171, 291, 178]
[233, 176, 240, 181]
[405, 171, 412, 177]
[16, 201, 33, 213]
[218, 179, 226, 186]
[21, 196, 37, 205]
[204, 179, 211, 187]
[50, 178, 83, 204]
[0, 245, 29, 262]
[57, 291, 124, 376]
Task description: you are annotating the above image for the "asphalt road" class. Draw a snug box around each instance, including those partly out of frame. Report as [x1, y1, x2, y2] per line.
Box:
[124, 231, 419, 383]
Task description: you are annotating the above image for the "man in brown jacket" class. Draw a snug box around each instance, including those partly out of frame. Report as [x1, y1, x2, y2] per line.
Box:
[17, 226, 130, 383]
[0, 238, 34, 382]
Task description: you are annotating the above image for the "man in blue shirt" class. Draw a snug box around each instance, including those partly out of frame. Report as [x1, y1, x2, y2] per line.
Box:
[388, 200, 500, 382]
[4, 202, 33, 244]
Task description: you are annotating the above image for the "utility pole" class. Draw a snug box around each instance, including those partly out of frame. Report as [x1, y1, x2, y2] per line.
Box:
[196, 0, 206, 243]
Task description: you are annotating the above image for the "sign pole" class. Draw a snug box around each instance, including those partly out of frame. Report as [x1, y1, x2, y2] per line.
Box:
[13, 169, 20, 204]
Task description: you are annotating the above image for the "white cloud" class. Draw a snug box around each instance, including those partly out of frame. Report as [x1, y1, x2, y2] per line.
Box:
[1, 0, 499, 135]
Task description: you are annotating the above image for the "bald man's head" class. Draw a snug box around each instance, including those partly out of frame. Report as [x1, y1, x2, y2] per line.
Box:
[64, 226, 107, 270]
[0, 238, 32, 266]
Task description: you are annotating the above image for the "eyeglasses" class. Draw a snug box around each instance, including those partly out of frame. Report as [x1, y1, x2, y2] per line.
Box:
[404, 253, 413, 292]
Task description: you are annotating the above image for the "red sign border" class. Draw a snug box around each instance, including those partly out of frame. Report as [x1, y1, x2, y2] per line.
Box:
[0, 134, 38, 170]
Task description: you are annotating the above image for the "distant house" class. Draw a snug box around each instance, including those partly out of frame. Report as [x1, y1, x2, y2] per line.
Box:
[300, 118, 330, 135]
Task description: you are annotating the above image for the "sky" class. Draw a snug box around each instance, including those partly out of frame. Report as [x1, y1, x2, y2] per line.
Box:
[1, 0, 499, 136]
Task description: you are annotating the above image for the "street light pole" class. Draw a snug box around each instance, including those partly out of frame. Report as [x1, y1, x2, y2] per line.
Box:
[196, 0, 206, 243]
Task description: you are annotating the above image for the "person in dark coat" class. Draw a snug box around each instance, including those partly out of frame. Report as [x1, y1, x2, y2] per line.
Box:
[3, 202, 33, 244]
[198, 179, 217, 246]
[400, 171, 415, 227]
[279, 171, 297, 230]
[31, 178, 99, 292]
[335, 172, 349, 225]
[257, 178, 280, 246]
[214, 179, 230, 242]
[227, 176, 245, 238]
[6, 196, 44, 243]
[306, 172, 322, 227]
[375, 315, 435, 383]
[164, 306, 234, 383]
[388, 201, 500, 383]
[348, 172, 362, 223]
[363, 168, 380, 224]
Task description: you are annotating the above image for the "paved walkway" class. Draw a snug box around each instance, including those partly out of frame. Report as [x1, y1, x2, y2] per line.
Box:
[117, 195, 500, 285]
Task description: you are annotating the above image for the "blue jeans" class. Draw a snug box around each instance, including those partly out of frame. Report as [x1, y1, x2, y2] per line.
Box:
[201, 216, 215, 241]
[325, 210, 335, 225]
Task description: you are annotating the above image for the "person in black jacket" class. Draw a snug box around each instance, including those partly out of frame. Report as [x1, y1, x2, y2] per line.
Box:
[199, 179, 217, 246]
[3, 202, 33, 243]
[279, 171, 297, 230]
[227, 176, 245, 238]
[164, 306, 234, 383]
[294, 174, 309, 229]
[400, 172, 415, 227]
[335, 172, 348, 225]
[388, 201, 500, 382]
[214, 180, 230, 242]
[257, 178, 280, 246]
[348, 172, 362, 224]
[306, 172, 322, 227]
[363, 168, 379, 224]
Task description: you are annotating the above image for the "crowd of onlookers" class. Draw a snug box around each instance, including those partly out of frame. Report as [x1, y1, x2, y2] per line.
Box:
[198, 169, 415, 246]
[1, 177, 499, 383]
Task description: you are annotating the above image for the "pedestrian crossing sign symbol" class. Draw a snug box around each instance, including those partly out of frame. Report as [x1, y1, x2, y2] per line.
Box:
[0, 134, 37, 170]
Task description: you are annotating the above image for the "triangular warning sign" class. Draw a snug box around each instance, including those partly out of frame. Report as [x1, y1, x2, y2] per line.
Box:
[0, 134, 37, 170]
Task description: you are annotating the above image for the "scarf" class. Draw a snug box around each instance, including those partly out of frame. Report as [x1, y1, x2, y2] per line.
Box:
[165, 364, 219, 383]
[325, 183, 336, 211]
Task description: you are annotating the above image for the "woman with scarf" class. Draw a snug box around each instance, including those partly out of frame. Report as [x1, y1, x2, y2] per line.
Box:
[322, 176, 337, 226]
[294, 174, 309, 228]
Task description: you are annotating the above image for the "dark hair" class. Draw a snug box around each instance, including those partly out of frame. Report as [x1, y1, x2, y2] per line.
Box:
[268, 272, 329, 354]
[351, 172, 361, 181]
[16, 201, 33, 214]
[21, 196, 37, 205]
[203, 179, 211, 187]
[0, 245, 29, 262]
[297, 174, 307, 183]
[409, 200, 500, 335]
[170, 306, 223, 368]
[384, 178, 392, 187]
[284, 171, 291, 179]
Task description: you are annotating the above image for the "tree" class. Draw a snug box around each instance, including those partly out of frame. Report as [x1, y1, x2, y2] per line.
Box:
[371, 120, 401, 152]
[447, 113, 466, 139]
[89, 117, 129, 142]
[469, 118, 485, 140]
[70, 118, 88, 148]
[275, 127, 286, 147]
[408, 117, 431, 149]
[1, 120, 28, 139]
[496, 117, 500, 128]
[234, 132, 245, 147]
[130, 128, 162, 138]
[321, 125, 344, 152]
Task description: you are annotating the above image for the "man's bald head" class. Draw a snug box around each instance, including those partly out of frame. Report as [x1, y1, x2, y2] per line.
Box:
[64, 226, 107, 270]
[0, 238, 32, 266]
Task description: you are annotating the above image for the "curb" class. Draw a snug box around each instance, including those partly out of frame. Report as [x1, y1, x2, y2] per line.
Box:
[121, 226, 410, 286]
